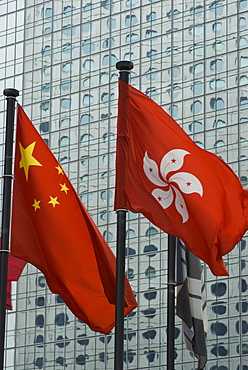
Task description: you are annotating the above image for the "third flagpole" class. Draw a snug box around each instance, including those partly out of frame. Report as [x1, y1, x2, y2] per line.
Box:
[0, 88, 19, 370]
[167, 234, 177, 369]
[114, 60, 133, 370]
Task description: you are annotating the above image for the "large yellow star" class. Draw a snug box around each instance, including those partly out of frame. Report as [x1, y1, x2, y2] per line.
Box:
[32, 199, 41, 211]
[48, 196, 60, 208]
[19, 142, 42, 181]
[60, 183, 69, 194]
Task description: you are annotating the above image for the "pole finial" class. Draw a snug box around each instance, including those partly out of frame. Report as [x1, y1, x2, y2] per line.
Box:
[116, 61, 134, 71]
[3, 89, 19, 98]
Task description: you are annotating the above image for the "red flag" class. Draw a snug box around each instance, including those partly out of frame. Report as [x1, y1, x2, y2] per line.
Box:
[6, 254, 26, 310]
[115, 80, 248, 276]
[11, 105, 137, 334]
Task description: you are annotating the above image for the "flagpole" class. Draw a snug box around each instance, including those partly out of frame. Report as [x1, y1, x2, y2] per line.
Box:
[167, 234, 176, 369]
[114, 61, 133, 370]
[0, 88, 19, 370]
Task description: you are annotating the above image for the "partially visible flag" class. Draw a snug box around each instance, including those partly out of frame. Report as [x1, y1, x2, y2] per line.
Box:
[115, 79, 248, 275]
[176, 239, 207, 369]
[6, 254, 26, 310]
[11, 105, 137, 334]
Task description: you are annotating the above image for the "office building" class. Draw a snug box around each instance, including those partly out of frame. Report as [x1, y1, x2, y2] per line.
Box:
[0, 0, 247, 368]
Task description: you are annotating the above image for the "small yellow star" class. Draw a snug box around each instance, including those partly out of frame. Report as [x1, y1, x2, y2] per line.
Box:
[32, 199, 41, 211]
[48, 196, 60, 208]
[56, 165, 64, 175]
[60, 183, 69, 194]
[19, 142, 42, 181]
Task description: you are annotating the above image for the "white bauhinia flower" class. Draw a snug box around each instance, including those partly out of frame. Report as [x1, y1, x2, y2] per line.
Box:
[143, 149, 203, 223]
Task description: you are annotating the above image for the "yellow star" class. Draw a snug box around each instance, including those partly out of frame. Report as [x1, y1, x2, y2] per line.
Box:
[32, 199, 41, 211]
[48, 196, 60, 208]
[56, 165, 64, 175]
[19, 142, 42, 181]
[60, 183, 69, 194]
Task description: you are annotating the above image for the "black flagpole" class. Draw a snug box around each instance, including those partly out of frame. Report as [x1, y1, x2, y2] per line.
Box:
[0, 88, 19, 370]
[167, 234, 177, 369]
[114, 61, 133, 370]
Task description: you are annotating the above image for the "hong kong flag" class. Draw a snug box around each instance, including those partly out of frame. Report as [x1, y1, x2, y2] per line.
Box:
[115, 80, 248, 276]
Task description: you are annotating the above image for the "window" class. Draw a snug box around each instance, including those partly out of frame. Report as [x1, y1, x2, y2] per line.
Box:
[190, 5, 203, 16]
[239, 17, 246, 30]
[145, 30, 158, 39]
[81, 114, 94, 124]
[60, 118, 70, 128]
[35, 297, 45, 306]
[41, 83, 50, 92]
[80, 134, 94, 146]
[41, 45, 51, 55]
[212, 40, 224, 52]
[191, 100, 202, 113]
[191, 82, 203, 95]
[210, 97, 225, 110]
[169, 66, 180, 77]
[189, 121, 203, 133]
[145, 227, 158, 237]
[212, 22, 222, 34]
[107, 18, 116, 29]
[35, 315, 44, 328]
[103, 230, 113, 242]
[147, 12, 157, 22]
[62, 25, 75, 36]
[83, 59, 94, 71]
[61, 80, 71, 91]
[100, 190, 113, 200]
[189, 25, 203, 36]
[210, 59, 223, 71]
[209, 1, 223, 14]
[62, 62, 73, 74]
[63, 6, 75, 16]
[39, 122, 49, 133]
[209, 79, 225, 90]
[55, 313, 69, 326]
[83, 94, 94, 106]
[83, 39, 95, 54]
[42, 7, 52, 20]
[40, 102, 49, 111]
[167, 9, 180, 18]
[147, 49, 157, 59]
[125, 15, 138, 26]
[82, 23, 92, 32]
[102, 37, 115, 48]
[189, 44, 204, 56]
[62, 43, 72, 53]
[59, 136, 69, 147]
[125, 33, 139, 43]
[143, 244, 158, 256]
[61, 98, 71, 109]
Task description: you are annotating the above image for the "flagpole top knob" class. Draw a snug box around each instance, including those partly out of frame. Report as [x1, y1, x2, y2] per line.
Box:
[116, 61, 134, 71]
[3, 88, 19, 98]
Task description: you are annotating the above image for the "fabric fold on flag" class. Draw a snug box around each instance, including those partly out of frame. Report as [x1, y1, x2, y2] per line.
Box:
[115, 79, 248, 276]
[11, 105, 137, 334]
[6, 254, 26, 310]
[176, 239, 207, 369]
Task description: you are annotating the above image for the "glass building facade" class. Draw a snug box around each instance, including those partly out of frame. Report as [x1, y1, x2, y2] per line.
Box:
[0, 0, 248, 368]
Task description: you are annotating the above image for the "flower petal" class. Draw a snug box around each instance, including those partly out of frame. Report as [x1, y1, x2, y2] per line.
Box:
[160, 149, 190, 181]
[171, 185, 189, 223]
[143, 151, 167, 186]
[169, 172, 203, 196]
[152, 187, 173, 209]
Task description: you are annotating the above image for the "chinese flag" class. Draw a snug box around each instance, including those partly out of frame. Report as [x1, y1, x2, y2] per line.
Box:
[6, 254, 26, 310]
[115, 80, 248, 276]
[11, 105, 137, 334]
